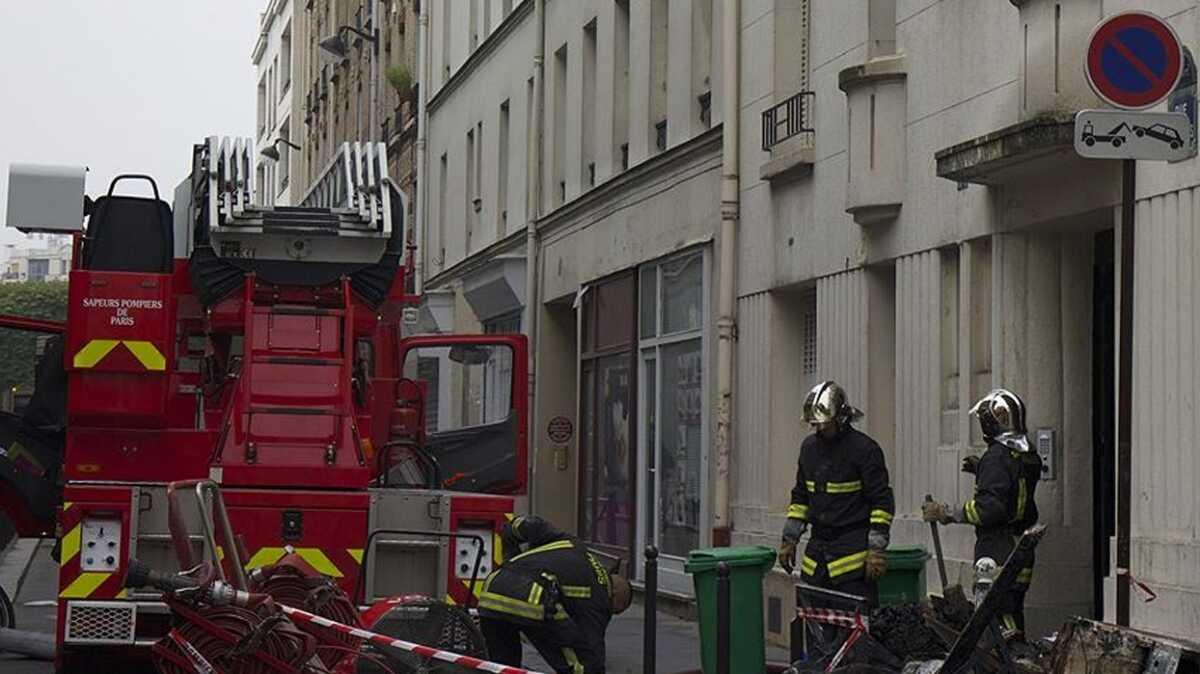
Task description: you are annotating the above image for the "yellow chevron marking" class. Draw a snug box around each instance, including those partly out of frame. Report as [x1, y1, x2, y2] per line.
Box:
[116, 589, 128, 599]
[60, 572, 110, 599]
[60, 524, 81, 567]
[62, 501, 73, 512]
[245, 547, 286, 570]
[122, 341, 166, 371]
[73, 340, 120, 369]
[296, 548, 342, 578]
[347, 548, 363, 564]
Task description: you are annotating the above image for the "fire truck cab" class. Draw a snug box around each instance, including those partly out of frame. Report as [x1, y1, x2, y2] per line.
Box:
[1, 138, 527, 671]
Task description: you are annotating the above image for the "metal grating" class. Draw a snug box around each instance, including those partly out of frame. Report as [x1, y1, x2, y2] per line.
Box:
[801, 287, 818, 377]
[65, 601, 136, 645]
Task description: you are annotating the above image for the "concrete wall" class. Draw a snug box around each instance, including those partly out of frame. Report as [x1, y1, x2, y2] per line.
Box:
[1130, 187, 1200, 639]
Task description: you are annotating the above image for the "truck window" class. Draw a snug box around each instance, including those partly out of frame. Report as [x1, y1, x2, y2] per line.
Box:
[401, 343, 518, 493]
[403, 344, 513, 432]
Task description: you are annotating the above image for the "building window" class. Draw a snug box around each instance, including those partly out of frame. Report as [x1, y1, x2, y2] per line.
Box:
[638, 250, 706, 560]
[613, 0, 631, 172]
[582, 20, 597, 187]
[553, 43, 568, 207]
[278, 118, 291, 192]
[257, 76, 268, 137]
[580, 272, 637, 565]
[649, 0, 668, 152]
[281, 22, 292, 94]
[466, 128, 476, 251]
[497, 100, 510, 238]
[692, 0, 712, 131]
[28, 259, 49, 283]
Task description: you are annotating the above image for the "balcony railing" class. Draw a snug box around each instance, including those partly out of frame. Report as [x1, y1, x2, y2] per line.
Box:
[761, 91, 815, 152]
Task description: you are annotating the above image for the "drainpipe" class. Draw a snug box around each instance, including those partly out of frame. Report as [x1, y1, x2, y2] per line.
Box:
[713, 0, 740, 547]
[525, 0, 546, 513]
[413, 0, 430, 296]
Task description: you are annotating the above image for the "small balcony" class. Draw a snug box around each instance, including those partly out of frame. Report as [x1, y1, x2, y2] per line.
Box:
[760, 91, 815, 182]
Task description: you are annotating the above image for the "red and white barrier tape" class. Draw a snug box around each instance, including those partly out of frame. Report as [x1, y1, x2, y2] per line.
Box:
[279, 605, 546, 674]
[795, 607, 870, 631]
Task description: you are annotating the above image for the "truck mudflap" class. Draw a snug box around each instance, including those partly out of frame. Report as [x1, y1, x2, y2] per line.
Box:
[0, 412, 62, 537]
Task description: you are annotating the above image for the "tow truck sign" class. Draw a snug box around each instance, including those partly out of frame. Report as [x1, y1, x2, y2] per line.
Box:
[1074, 109, 1192, 161]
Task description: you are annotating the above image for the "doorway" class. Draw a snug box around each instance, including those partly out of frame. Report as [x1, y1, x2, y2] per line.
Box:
[1091, 230, 1116, 619]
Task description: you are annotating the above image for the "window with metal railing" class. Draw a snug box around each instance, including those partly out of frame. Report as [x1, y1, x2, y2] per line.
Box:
[761, 91, 815, 152]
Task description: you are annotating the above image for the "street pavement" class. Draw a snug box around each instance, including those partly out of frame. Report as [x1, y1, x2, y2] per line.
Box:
[1, 539, 58, 674]
[0, 539, 788, 674]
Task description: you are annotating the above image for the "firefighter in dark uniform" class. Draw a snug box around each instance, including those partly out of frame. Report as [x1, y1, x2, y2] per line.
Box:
[923, 388, 1042, 641]
[477, 515, 633, 674]
[779, 381, 895, 604]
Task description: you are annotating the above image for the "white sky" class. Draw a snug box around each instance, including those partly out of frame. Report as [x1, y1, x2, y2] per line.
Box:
[0, 1, 261, 249]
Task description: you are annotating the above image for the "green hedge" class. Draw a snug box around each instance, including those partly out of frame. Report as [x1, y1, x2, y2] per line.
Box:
[0, 282, 69, 392]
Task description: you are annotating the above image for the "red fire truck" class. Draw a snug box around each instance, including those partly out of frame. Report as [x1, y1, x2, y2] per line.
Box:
[0, 138, 528, 671]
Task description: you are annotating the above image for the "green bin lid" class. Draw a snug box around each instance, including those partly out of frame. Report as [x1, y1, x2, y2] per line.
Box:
[684, 545, 776, 573]
[884, 545, 928, 558]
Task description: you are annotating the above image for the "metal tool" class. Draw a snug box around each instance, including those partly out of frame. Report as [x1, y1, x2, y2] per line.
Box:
[926, 494, 949, 590]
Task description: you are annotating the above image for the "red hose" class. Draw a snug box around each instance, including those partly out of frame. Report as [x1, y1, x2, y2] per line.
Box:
[153, 602, 320, 674]
[249, 563, 362, 670]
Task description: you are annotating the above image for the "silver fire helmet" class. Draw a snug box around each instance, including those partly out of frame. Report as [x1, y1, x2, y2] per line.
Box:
[969, 388, 1028, 448]
[802, 381, 863, 426]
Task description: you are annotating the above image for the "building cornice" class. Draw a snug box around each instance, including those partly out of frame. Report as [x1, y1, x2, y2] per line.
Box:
[535, 125, 723, 236]
[427, 0, 534, 113]
[423, 229, 528, 289]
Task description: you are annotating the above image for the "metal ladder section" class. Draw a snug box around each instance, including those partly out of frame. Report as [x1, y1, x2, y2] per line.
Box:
[205, 137, 394, 242]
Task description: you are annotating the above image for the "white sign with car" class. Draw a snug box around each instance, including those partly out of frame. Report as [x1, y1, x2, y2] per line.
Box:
[1074, 109, 1193, 161]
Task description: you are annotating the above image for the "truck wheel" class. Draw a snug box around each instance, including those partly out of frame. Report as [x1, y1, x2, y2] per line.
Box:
[1085, 136, 1096, 146]
[0, 586, 13, 628]
[1112, 138, 1123, 147]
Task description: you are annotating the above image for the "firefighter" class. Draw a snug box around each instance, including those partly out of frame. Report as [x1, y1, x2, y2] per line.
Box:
[923, 388, 1042, 641]
[779, 381, 895, 605]
[478, 515, 633, 674]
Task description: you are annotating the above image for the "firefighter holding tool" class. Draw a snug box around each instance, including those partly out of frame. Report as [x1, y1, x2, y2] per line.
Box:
[923, 388, 1042, 641]
[478, 515, 633, 674]
[779, 381, 896, 605]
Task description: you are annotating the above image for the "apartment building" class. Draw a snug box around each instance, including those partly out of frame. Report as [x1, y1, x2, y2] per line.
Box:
[736, 0, 1200, 644]
[415, 0, 1200, 645]
[253, 0, 304, 205]
[0, 238, 72, 283]
[292, 0, 419, 209]
[421, 0, 722, 595]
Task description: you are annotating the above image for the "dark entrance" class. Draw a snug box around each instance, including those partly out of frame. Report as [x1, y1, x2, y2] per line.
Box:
[1092, 229, 1116, 619]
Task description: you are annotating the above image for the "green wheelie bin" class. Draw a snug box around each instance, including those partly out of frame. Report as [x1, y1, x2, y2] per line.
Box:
[685, 545, 776, 674]
[877, 545, 929, 607]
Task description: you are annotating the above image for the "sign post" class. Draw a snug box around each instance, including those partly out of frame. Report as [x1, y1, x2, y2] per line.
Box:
[1077, 10, 1185, 629]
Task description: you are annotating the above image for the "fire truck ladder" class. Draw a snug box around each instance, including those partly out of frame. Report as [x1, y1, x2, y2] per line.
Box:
[189, 137, 406, 307]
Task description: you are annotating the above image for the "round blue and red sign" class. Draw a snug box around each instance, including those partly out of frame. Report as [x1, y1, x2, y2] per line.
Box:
[1086, 11, 1183, 110]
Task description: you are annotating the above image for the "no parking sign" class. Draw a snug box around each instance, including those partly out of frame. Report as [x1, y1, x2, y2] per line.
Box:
[1076, 11, 1194, 161]
[1085, 11, 1183, 110]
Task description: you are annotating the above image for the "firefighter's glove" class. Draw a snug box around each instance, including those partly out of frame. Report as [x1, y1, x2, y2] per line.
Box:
[867, 529, 889, 552]
[782, 518, 808, 543]
[778, 539, 797, 574]
[922, 500, 959, 525]
[865, 549, 888, 581]
[961, 455, 981, 474]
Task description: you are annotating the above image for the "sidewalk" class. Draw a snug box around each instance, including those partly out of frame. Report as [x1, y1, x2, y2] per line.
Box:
[520, 604, 791, 674]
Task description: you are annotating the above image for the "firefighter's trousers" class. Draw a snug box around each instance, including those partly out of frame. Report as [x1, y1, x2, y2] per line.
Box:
[480, 616, 600, 674]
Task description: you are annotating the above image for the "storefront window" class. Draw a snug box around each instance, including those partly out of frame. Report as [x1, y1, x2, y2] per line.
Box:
[639, 249, 706, 562]
[659, 339, 702, 556]
[579, 272, 637, 562]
